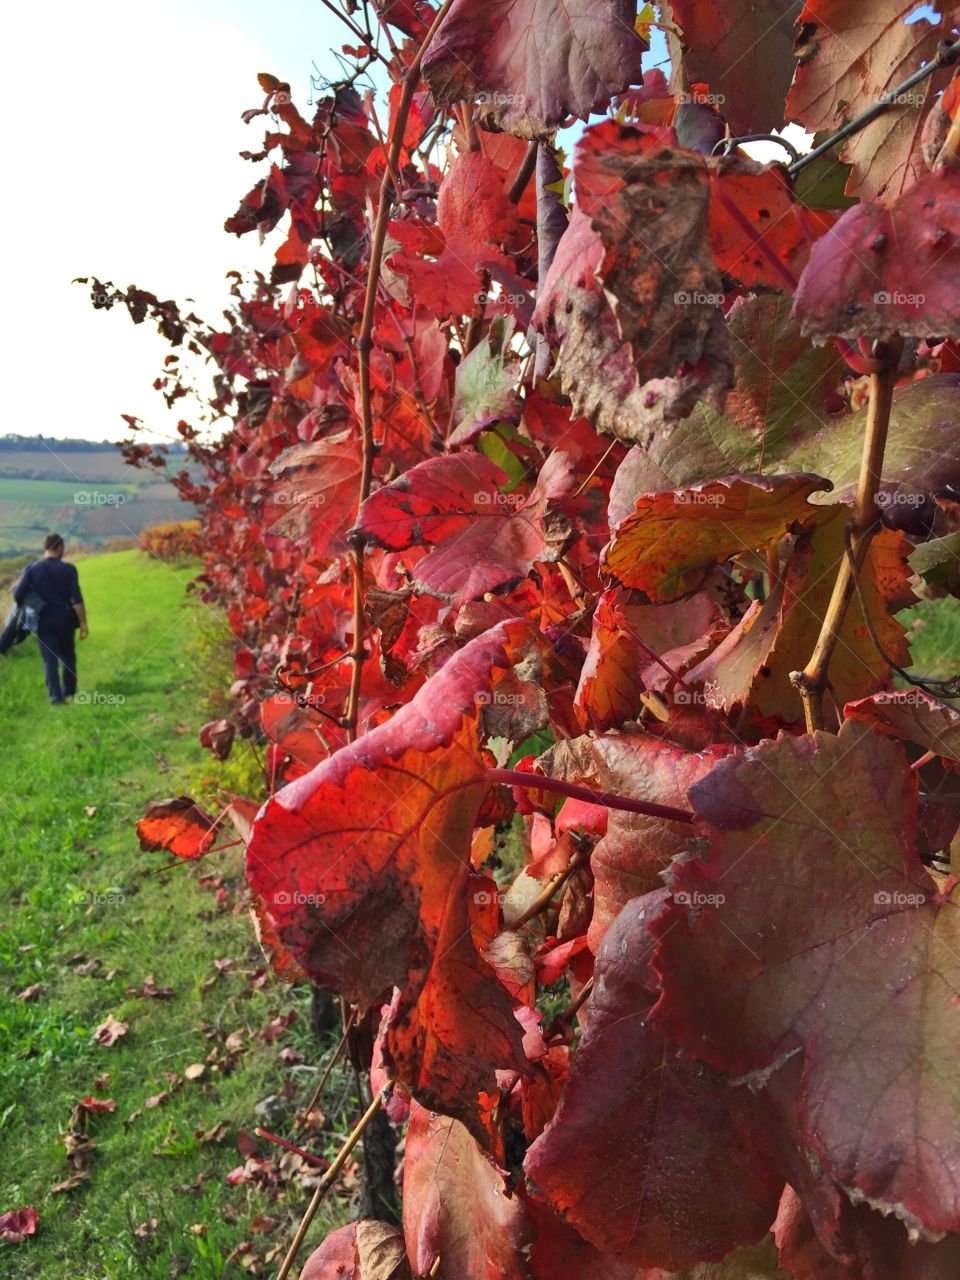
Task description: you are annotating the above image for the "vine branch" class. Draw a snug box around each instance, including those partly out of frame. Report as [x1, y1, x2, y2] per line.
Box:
[487, 768, 694, 824]
[344, 0, 456, 739]
[792, 336, 904, 731]
[276, 1081, 395, 1280]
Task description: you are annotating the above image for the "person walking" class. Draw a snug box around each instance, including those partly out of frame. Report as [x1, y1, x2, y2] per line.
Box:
[13, 534, 88, 705]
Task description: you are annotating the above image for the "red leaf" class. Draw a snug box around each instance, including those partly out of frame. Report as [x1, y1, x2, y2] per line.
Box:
[786, 2, 949, 200]
[708, 157, 831, 291]
[540, 731, 729, 951]
[77, 1096, 116, 1114]
[245, 622, 531, 1133]
[422, 0, 645, 140]
[602, 473, 828, 602]
[575, 588, 716, 731]
[354, 452, 574, 600]
[136, 797, 219, 860]
[652, 721, 960, 1236]
[0, 1207, 38, 1244]
[300, 1220, 410, 1279]
[386, 153, 528, 318]
[666, 0, 798, 134]
[794, 168, 960, 341]
[266, 433, 363, 559]
[525, 892, 782, 1270]
[403, 1105, 531, 1280]
[845, 689, 960, 763]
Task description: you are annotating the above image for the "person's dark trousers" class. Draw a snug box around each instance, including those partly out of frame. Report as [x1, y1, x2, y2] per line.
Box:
[36, 619, 77, 704]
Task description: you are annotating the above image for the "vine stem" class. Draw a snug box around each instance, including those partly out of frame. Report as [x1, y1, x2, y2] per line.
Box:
[792, 336, 904, 732]
[510, 845, 587, 929]
[487, 768, 694, 824]
[303, 1006, 357, 1115]
[275, 1081, 395, 1280]
[344, 0, 456, 740]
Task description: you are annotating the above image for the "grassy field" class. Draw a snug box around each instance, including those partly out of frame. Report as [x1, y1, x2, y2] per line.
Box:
[0, 476, 187, 557]
[0, 552, 350, 1278]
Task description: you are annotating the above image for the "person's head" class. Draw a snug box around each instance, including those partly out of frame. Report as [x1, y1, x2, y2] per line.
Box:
[43, 533, 65, 559]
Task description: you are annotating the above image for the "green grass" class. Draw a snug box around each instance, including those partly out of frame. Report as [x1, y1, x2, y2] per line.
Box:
[0, 551, 350, 1278]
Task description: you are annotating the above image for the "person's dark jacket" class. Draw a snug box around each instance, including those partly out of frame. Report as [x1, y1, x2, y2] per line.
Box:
[13, 559, 83, 629]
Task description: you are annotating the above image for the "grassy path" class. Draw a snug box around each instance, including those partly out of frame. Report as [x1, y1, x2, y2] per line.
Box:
[0, 551, 341, 1278]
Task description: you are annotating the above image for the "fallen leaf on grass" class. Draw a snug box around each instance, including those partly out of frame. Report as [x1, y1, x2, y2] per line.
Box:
[134, 1218, 158, 1239]
[49, 1172, 89, 1195]
[16, 983, 43, 1001]
[196, 1121, 230, 1144]
[84, 805, 97, 817]
[76, 1096, 116, 1115]
[92, 1015, 128, 1046]
[184, 1063, 206, 1081]
[125, 974, 174, 999]
[262, 1012, 296, 1043]
[0, 1207, 38, 1243]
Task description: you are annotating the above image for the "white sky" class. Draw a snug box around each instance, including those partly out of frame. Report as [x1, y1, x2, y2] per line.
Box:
[2, 0, 348, 443]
